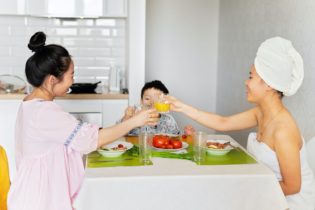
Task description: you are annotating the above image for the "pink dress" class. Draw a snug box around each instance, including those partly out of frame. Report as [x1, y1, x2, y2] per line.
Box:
[7, 99, 99, 210]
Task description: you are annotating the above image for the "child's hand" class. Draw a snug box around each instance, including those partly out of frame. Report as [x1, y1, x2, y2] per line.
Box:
[184, 125, 195, 135]
[132, 108, 159, 127]
[122, 106, 136, 121]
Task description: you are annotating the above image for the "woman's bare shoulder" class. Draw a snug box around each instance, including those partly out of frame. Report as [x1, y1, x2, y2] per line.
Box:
[273, 112, 302, 148]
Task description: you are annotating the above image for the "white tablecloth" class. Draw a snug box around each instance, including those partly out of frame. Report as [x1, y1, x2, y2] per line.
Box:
[74, 137, 288, 210]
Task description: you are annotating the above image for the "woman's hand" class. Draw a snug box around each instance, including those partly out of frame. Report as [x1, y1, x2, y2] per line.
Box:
[131, 108, 159, 127]
[164, 95, 188, 113]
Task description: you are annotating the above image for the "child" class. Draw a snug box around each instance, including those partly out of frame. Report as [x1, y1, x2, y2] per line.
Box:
[7, 32, 158, 210]
[0, 145, 10, 210]
[167, 37, 315, 210]
[120, 80, 181, 135]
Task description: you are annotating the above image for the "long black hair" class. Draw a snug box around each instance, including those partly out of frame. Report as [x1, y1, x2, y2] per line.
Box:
[25, 32, 72, 87]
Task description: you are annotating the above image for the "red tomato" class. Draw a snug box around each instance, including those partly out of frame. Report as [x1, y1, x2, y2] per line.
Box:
[171, 140, 182, 149]
[166, 144, 174, 149]
[164, 139, 170, 146]
[153, 135, 180, 149]
[160, 145, 166, 149]
[153, 137, 165, 148]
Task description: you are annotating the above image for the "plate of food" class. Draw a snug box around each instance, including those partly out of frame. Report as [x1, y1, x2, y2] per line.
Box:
[98, 141, 133, 158]
[205, 139, 236, 156]
[152, 134, 188, 152]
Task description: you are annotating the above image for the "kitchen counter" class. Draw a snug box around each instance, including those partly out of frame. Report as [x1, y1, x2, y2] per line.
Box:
[0, 93, 129, 100]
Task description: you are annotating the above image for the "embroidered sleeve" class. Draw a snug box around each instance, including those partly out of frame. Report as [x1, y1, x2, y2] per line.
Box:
[64, 121, 83, 147]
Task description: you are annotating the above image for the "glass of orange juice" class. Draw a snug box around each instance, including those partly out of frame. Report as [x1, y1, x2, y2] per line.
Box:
[154, 94, 170, 113]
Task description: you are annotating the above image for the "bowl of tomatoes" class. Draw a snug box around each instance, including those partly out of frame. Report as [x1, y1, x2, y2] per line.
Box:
[152, 134, 188, 152]
[98, 141, 133, 158]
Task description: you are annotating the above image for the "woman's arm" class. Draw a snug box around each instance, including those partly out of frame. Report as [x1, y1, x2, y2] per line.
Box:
[275, 127, 302, 195]
[97, 108, 158, 148]
[166, 95, 258, 131]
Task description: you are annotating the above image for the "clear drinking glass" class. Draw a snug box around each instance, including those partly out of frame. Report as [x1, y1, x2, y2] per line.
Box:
[154, 94, 170, 113]
[138, 132, 152, 164]
[134, 104, 157, 135]
[134, 104, 152, 113]
[193, 131, 207, 163]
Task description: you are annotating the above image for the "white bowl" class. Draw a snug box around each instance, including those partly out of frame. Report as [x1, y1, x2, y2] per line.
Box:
[98, 141, 133, 158]
[205, 139, 234, 156]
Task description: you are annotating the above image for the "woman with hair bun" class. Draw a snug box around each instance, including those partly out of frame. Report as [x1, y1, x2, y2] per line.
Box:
[7, 32, 159, 210]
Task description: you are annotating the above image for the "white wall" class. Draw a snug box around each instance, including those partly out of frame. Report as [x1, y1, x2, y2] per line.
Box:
[127, 0, 146, 105]
[0, 15, 126, 88]
[217, 0, 315, 145]
[145, 0, 219, 133]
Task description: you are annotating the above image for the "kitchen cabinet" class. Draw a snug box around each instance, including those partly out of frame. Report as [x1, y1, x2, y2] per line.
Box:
[55, 99, 128, 127]
[71, 112, 102, 127]
[0, 98, 127, 180]
[0, 0, 26, 15]
[103, 0, 127, 17]
[26, 0, 101, 17]
[26, 0, 127, 18]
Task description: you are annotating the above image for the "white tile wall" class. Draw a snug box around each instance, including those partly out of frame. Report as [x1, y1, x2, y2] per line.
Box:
[0, 15, 126, 88]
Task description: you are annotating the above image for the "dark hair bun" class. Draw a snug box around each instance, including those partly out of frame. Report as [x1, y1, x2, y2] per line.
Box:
[28, 31, 46, 52]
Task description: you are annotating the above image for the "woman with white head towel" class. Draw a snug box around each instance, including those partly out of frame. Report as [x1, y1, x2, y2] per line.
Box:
[167, 37, 315, 210]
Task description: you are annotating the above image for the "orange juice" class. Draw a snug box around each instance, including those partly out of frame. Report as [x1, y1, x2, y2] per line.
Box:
[154, 102, 170, 112]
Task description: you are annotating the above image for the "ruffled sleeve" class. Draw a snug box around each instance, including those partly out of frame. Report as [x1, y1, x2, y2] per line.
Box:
[35, 101, 99, 154]
[67, 121, 99, 154]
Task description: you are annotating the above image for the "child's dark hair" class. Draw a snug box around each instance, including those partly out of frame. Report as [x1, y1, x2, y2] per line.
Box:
[141, 80, 169, 98]
[25, 31, 72, 87]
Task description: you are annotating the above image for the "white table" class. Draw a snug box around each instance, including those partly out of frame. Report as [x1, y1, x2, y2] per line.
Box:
[74, 136, 288, 210]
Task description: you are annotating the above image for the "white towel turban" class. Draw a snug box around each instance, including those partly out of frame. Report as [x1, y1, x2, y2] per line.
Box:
[254, 37, 304, 96]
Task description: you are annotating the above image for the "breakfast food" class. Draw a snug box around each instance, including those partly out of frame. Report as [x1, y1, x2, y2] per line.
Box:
[153, 135, 182, 149]
[101, 144, 127, 151]
[111, 144, 127, 151]
[206, 141, 229, 149]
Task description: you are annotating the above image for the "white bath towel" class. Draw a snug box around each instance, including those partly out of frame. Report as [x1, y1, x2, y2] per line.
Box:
[254, 37, 304, 96]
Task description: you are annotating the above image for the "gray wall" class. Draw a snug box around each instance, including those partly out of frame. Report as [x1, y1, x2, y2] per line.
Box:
[217, 0, 315, 145]
[145, 0, 219, 133]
